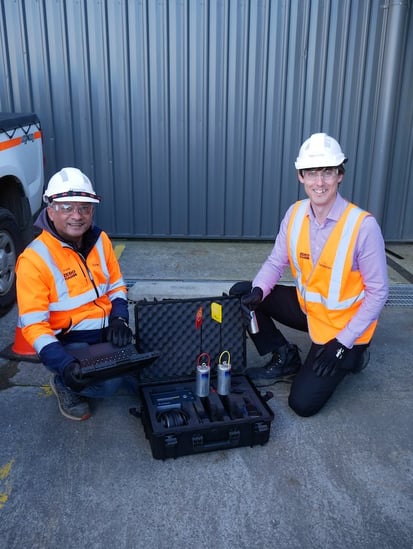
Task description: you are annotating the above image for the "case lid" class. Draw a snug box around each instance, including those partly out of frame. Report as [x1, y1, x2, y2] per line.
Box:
[134, 295, 246, 381]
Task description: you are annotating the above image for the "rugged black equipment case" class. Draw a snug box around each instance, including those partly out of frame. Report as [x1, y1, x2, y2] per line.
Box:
[133, 295, 274, 460]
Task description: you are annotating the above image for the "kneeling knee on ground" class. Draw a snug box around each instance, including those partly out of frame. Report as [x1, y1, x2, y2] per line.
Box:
[288, 393, 324, 417]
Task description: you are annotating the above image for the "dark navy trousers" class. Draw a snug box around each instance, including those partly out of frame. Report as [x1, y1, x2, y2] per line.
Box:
[229, 281, 369, 416]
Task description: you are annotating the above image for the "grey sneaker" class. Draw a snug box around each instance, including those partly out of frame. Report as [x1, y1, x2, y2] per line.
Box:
[247, 343, 302, 387]
[50, 375, 91, 421]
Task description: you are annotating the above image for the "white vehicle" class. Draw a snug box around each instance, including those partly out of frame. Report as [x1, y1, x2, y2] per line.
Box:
[0, 112, 44, 308]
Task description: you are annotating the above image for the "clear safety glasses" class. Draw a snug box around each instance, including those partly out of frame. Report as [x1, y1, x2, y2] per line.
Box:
[302, 167, 340, 182]
[51, 203, 94, 215]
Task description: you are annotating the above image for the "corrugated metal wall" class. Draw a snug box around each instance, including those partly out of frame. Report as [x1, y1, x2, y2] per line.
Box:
[0, 0, 412, 240]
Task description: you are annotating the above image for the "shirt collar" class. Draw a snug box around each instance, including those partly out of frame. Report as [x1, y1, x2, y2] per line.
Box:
[307, 192, 348, 222]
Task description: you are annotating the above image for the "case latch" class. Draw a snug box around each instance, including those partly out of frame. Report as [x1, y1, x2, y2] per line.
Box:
[228, 429, 241, 444]
[164, 434, 178, 447]
[192, 434, 203, 448]
[254, 422, 269, 433]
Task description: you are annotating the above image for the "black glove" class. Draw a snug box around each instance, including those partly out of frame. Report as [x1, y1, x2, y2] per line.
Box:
[240, 287, 263, 325]
[62, 361, 89, 392]
[312, 338, 350, 377]
[241, 287, 263, 310]
[105, 318, 133, 347]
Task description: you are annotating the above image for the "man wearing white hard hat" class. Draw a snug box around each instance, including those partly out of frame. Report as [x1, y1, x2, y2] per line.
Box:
[230, 133, 388, 416]
[16, 167, 133, 421]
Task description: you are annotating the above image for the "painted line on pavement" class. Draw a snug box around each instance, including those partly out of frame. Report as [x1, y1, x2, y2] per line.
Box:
[114, 244, 126, 260]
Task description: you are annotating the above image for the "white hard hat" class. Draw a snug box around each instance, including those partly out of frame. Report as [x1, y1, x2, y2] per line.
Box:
[43, 167, 101, 204]
[295, 133, 347, 170]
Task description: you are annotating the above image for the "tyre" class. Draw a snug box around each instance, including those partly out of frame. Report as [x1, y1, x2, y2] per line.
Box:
[0, 207, 24, 309]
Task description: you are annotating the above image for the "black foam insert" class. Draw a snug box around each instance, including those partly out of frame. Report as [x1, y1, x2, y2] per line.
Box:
[134, 295, 246, 381]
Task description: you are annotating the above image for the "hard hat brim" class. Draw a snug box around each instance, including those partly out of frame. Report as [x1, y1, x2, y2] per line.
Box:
[51, 196, 100, 203]
[295, 157, 347, 170]
[44, 191, 101, 204]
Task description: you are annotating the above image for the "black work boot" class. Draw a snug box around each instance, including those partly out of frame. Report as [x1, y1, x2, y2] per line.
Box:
[247, 343, 302, 387]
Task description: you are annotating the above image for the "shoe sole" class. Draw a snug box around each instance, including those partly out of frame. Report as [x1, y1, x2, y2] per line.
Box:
[50, 378, 91, 421]
[249, 373, 297, 388]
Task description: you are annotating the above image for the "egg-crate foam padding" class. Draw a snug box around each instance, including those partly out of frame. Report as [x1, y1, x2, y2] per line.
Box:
[134, 295, 246, 381]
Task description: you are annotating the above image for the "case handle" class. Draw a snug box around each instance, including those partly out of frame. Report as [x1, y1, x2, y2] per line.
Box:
[192, 429, 240, 450]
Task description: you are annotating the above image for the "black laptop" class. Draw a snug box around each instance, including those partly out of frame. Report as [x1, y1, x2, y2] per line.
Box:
[69, 342, 161, 381]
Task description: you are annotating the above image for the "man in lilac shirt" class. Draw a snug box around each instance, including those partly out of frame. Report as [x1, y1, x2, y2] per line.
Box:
[230, 133, 388, 416]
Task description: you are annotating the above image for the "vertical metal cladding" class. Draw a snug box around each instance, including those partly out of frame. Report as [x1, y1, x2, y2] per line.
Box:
[0, 0, 411, 240]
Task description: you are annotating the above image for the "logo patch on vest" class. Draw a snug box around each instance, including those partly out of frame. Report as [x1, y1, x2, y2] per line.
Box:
[318, 262, 332, 270]
[299, 252, 310, 260]
[63, 269, 77, 280]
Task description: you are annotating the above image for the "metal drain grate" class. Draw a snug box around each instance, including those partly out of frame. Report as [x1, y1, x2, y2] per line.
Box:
[386, 284, 413, 307]
[125, 279, 137, 290]
[126, 280, 413, 307]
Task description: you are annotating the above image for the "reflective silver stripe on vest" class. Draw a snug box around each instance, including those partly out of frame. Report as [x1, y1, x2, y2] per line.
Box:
[29, 239, 72, 304]
[20, 310, 50, 326]
[327, 206, 365, 308]
[49, 289, 104, 311]
[94, 238, 127, 300]
[74, 318, 109, 330]
[290, 201, 365, 310]
[109, 287, 127, 301]
[94, 238, 109, 290]
[28, 237, 111, 311]
[289, 200, 309, 277]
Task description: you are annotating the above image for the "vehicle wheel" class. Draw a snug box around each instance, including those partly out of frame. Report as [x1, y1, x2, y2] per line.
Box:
[0, 208, 24, 309]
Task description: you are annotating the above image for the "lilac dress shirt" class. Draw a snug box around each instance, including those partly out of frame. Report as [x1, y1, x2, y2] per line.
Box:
[252, 193, 389, 348]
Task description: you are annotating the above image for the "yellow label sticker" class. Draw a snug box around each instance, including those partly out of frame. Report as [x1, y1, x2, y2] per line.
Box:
[211, 302, 222, 323]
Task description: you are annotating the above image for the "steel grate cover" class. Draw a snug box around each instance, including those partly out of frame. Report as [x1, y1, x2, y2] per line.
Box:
[386, 284, 413, 307]
[126, 281, 413, 307]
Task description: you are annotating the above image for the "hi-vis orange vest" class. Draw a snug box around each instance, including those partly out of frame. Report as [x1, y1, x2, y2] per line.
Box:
[16, 229, 127, 354]
[287, 199, 377, 345]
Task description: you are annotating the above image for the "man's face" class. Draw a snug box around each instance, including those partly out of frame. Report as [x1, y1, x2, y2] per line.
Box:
[47, 202, 94, 244]
[298, 167, 343, 209]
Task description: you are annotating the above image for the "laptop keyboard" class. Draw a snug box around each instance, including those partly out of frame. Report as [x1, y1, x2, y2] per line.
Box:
[79, 344, 159, 375]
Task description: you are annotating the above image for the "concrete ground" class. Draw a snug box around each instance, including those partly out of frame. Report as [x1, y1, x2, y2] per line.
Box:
[0, 240, 412, 549]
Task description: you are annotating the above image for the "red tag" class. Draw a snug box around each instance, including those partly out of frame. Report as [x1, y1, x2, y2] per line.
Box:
[195, 306, 203, 329]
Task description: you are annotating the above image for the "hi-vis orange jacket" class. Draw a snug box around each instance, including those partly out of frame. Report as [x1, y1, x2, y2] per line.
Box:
[16, 213, 127, 363]
[287, 199, 377, 345]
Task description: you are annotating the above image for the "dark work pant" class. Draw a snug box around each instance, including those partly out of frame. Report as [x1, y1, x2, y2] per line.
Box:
[229, 281, 369, 417]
